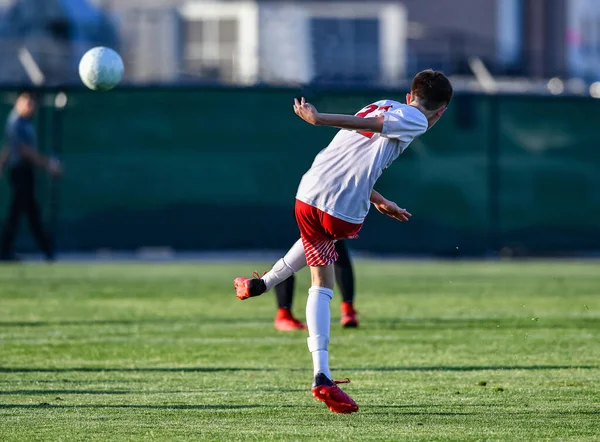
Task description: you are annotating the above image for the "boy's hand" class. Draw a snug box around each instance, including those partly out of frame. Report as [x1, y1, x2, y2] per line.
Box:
[374, 199, 411, 222]
[293, 97, 321, 125]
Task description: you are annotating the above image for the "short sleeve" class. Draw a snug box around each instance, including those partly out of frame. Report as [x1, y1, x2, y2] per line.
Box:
[381, 106, 428, 142]
[9, 120, 33, 146]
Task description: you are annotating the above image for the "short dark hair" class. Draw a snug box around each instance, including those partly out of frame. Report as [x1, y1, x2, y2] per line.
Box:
[410, 70, 453, 111]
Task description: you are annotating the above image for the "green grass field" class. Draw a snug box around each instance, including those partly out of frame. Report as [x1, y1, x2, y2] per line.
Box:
[1, 260, 599, 441]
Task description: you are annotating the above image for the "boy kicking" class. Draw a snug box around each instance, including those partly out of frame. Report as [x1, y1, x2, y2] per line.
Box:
[234, 70, 453, 414]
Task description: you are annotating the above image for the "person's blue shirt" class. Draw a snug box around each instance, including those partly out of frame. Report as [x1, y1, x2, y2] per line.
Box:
[4, 110, 36, 168]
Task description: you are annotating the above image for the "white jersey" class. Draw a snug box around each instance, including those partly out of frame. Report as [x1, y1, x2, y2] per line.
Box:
[295, 100, 428, 224]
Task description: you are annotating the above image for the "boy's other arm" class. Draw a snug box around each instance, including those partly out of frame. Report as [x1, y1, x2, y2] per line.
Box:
[293, 98, 384, 133]
[370, 190, 411, 222]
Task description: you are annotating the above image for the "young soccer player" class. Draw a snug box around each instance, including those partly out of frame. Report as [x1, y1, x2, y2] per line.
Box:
[273, 240, 358, 331]
[235, 70, 453, 414]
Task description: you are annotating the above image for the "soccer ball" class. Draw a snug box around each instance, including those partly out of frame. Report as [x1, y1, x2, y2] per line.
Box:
[78, 47, 124, 91]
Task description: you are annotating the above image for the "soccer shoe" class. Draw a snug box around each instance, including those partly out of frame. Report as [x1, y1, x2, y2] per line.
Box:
[274, 308, 307, 331]
[340, 301, 359, 328]
[311, 373, 359, 414]
[234, 273, 267, 300]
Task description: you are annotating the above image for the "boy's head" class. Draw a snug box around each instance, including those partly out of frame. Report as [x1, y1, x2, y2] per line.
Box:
[407, 70, 453, 127]
[410, 69, 453, 110]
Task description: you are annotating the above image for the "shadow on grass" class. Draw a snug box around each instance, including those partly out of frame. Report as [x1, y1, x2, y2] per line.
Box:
[4, 317, 598, 330]
[0, 320, 165, 327]
[372, 317, 600, 331]
[338, 365, 599, 372]
[1, 365, 597, 374]
[0, 318, 270, 327]
[0, 403, 472, 415]
[0, 404, 290, 410]
[364, 404, 473, 415]
[368, 407, 600, 416]
[0, 388, 306, 394]
[0, 379, 144, 384]
[0, 367, 263, 373]
[370, 410, 472, 416]
[0, 390, 131, 395]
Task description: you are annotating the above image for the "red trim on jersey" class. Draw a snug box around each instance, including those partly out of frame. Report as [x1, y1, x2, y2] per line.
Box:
[295, 200, 363, 267]
[355, 104, 392, 138]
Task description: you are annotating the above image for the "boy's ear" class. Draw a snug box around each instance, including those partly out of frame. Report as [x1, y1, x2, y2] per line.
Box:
[405, 93, 411, 104]
[435, 106, 447, 118]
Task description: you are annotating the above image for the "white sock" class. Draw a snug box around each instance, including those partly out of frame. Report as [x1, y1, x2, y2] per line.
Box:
[262, 239, 307, 291]
[306, 286, 334, 379]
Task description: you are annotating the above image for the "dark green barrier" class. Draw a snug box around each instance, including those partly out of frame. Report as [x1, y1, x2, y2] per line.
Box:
[1, 87, 599, 256]
[497, 96, 600, 253]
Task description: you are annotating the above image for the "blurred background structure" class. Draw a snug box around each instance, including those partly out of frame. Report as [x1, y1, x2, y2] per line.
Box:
[0, 0, 599, 258]
[2, 0, 600, 89]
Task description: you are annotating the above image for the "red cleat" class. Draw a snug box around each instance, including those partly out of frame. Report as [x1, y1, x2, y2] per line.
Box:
[274, 308, 306, 331]
[311, 374, 359, 414]
[340, 301, 359, 328]
[234, 275, 267, 300]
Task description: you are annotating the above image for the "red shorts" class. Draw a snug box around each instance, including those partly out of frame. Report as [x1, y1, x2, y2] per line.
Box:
[295, 199, 363, 267]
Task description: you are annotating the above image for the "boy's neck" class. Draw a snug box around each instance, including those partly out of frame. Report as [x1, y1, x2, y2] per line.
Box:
[408, 101, 434, 120]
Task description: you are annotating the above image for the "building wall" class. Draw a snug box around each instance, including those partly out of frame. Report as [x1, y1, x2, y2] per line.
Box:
[404, 0, 497, 40]
[94, 0, 498, 40]
[97, 0, 499, 77]
[89, 0, 573, 81]
[88, 0, 187, 11]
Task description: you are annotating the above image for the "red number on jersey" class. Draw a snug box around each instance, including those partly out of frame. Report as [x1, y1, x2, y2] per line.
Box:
[355, 104, 379, 118]
[355, 104, 392, 138]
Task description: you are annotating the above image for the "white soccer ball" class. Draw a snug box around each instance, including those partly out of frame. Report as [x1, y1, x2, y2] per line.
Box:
[78, 47, 124, 91]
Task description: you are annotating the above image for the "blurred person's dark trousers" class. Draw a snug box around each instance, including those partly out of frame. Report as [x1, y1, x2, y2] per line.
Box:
[0, 164, 53, 260]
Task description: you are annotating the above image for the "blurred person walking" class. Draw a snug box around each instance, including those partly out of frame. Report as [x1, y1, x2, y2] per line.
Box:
[0, 90, 62, 262]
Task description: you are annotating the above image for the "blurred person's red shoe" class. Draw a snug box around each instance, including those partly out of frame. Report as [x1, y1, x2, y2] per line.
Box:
[274, 308, 306, 331]
[340, 301, 359, 328]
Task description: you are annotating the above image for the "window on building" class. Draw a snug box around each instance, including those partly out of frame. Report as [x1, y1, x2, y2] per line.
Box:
[310, 18, 380, 84]
[182, 18, 238, 83]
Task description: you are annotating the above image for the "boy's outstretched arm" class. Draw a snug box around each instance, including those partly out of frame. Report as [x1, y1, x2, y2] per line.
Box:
[293, 97, 384, 133]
